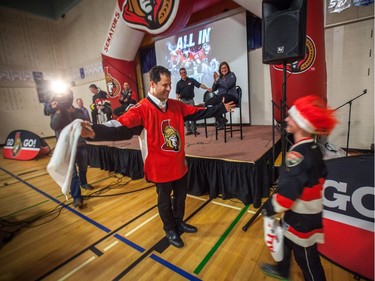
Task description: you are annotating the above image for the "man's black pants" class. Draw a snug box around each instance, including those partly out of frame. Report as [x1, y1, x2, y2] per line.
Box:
[155, 173, 188, 232]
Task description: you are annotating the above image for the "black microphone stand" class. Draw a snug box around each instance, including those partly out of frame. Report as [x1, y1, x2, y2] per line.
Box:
[334, 89, 367, 156]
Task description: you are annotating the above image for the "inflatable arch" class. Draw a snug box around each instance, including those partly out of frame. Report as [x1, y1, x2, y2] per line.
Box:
[101, 0, 326, 122]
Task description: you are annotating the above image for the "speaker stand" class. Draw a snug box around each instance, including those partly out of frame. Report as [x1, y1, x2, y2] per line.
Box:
[280, 61, 288, 166]
[242, 61, 289, 231]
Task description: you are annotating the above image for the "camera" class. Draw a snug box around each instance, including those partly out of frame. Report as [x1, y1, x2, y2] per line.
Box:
[50, 90, 73, 110]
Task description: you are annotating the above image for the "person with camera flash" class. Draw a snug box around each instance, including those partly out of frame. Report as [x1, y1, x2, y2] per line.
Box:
[50, 90, 94, 209]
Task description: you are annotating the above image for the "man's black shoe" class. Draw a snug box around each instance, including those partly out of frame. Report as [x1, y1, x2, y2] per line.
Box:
[216, 117, 228, 129]
[73, 198, 84, 209]
[81, 184, 94, 190]
[259, 263, 289, 280]
[186, 131, 193, 136]
[178, 222, 198, 233]
[166, 230, 184, 248]
[216, 124, 225, 130]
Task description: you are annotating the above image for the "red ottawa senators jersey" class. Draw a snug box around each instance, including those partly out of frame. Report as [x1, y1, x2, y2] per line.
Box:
[117, 97, 205, 183]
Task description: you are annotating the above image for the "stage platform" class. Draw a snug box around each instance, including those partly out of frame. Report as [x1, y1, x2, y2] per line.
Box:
[87, 125, 281, 208]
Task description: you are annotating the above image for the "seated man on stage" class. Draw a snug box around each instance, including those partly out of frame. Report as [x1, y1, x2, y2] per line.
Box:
[113, 82, 137, 117]
[89, 84, 112, 124]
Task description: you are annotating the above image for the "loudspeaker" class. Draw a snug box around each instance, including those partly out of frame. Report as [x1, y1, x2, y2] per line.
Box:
[262, 0, 307, 64]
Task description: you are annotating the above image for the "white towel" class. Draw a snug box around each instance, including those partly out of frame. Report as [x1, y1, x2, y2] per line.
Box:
[47, 119, 83, 200]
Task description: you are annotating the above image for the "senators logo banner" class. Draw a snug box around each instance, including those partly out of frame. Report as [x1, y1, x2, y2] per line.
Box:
[122, 0, 177, 34]
[3, 130, 51, 161]
[273, 36, 316, 74]
[104, 67, 121, 98]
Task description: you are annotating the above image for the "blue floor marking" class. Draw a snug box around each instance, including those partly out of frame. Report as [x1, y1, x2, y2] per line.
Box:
[0, 166, 111, 233]
[150, 254, 202, 281]
[1, 166, 197, 278]
[114, 233, 145, 253]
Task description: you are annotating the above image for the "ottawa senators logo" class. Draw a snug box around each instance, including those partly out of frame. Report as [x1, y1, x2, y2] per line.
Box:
[161, 119, 181, 151]
[273, 36, 316, 74]
[12, 132, 22, 157]
[104, 67, 121, 98]
[122, 0, 177, 34]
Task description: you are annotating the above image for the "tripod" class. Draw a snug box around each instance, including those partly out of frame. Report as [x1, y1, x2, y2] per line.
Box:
[334, 89, 367, 156]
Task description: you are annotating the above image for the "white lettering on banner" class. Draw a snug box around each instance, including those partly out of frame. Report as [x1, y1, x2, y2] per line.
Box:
[176, 27, 211, 50]
[6, 138, 14, 146]
[104, 11, 121, 53]
[198, 28, 211, 45]
[352, 186, 374, 218]
[23, 139, 37, 148]
[323, 179, 374, 229]
[324, 180, 351, 210]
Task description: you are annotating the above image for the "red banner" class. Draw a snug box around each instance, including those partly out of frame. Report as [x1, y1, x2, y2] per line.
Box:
[320, 155, 374, 280]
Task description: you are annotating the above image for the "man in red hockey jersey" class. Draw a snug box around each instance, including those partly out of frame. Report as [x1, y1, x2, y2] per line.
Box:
[81, 65, 235, 248]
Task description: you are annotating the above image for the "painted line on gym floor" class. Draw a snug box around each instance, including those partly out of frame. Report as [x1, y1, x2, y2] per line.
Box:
[125, 213, 159, 237]
[193, 204, 249, 275]
[104, 241, 119, 252]
[113, 199, 213, 280]
[150, 254, 202, 281]
[0, 167, 110, 218]
[187, 194, 207, 201]
[114, 233, 145, 253]
[89, 246, 103, 257]
[212, 200, 242, 210]
[57, 256, 96, 281]
[37, 205, 157, 280]
[0, 167, 112, 233]
[211, 200, 256, 214]
[2, 199, 50, 218]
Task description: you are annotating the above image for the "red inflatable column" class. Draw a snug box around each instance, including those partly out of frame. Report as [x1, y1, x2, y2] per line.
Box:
[101, 55, 139, 108]
[101, 0, 194, 113]
[271, 0, 326, 122]
[101, 0, 145, 110]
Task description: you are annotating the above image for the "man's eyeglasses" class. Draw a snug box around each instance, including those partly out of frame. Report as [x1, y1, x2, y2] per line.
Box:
[180, 72, 187, 75]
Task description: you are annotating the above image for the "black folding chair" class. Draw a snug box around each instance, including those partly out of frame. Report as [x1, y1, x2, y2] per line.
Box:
[219, 86, 243, 142]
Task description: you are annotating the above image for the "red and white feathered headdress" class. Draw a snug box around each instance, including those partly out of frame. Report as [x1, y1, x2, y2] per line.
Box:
[288, 95, 338, 135]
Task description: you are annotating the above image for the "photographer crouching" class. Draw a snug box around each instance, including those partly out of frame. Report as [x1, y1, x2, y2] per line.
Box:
[49, 90, 94, 209]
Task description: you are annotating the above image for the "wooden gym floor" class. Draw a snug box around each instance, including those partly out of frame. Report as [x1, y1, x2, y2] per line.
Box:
[0, 138, 356, 281]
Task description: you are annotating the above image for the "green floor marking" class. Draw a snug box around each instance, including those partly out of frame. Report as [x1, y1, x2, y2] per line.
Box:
[194, 204, 250, 275]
